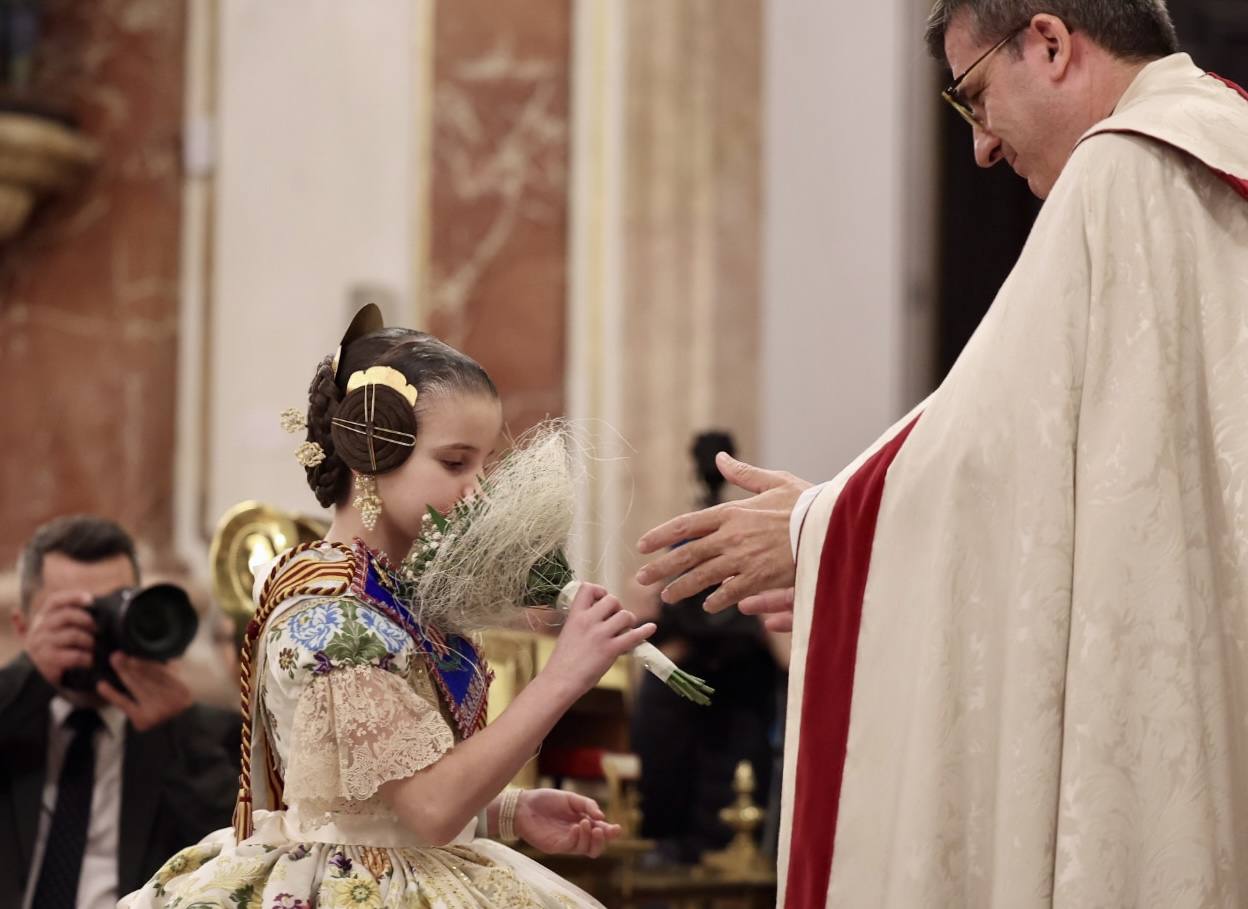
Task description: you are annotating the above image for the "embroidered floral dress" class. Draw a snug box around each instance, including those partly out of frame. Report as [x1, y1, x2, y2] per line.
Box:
[120, 542, 602, 909]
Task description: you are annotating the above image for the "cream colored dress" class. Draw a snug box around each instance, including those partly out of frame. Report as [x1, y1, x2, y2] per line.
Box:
[120, 546, 602, 909]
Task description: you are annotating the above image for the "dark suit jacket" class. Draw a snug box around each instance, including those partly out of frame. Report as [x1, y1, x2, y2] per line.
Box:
[0, 654, 240, 904]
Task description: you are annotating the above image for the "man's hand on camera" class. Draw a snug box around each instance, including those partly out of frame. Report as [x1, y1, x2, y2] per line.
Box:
[97, 655, 193, 732]
[24, 590, 96, 688]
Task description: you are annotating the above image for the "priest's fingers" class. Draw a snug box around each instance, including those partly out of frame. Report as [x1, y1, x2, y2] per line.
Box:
[717, 452, 808, 497]
[634, 536, 720, 587]
[703, 551, 796, 612]
[659, 554, 738, 606]
[764, 613, 794, 633]
[703, 572, 769, 613]
[738, 587, 796, 616]
[636, 502, 730, 559]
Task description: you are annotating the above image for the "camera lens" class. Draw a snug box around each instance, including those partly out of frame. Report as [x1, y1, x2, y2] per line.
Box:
[120, 584, 198, 660]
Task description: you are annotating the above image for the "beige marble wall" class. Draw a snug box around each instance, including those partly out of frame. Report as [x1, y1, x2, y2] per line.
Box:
[0, 0, 185, 570]
[615, 0, 764, 581]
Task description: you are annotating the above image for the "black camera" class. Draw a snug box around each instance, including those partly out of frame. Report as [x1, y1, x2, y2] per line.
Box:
[60, 584, 199, 694]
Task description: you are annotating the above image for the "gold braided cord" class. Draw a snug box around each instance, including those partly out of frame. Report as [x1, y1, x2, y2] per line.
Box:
[232, 541, 354, 841]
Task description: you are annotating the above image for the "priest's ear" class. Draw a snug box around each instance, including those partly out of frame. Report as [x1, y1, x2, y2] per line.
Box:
[1028, 14, 1074, 80]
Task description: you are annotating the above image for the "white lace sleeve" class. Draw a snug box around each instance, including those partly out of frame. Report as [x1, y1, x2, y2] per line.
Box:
[284, 663, 455, 805]
[262, 596, 456, 811]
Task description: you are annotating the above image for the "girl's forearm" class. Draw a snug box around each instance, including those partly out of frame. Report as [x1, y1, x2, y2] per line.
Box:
[380, 670, 580, 843]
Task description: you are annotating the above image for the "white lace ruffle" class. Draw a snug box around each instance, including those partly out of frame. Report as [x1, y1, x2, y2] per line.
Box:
[284, 663, 455, 817]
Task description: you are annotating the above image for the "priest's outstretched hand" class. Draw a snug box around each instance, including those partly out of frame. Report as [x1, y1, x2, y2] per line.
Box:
[636, 452, 810, 612]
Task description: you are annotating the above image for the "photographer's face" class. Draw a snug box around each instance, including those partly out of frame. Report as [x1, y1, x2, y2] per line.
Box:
[33, 553, 138, 614]
[13, 553, 139, 707]
[15, 552, 138, 644]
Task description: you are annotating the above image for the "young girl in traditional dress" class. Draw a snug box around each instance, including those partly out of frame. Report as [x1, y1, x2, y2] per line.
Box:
[121, 311, 654, 908]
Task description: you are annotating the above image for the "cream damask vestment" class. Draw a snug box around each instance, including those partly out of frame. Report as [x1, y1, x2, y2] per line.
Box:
[780, 54, 1248, 909]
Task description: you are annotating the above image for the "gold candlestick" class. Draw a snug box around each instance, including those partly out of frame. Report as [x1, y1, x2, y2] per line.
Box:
[701, 760, 772, 878]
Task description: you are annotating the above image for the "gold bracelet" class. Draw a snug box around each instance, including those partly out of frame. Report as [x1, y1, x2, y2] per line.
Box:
[499, 787, 522, 842]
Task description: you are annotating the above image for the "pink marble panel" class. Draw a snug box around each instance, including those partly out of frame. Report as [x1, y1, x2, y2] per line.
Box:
[0, 0, 185, 567]
[427, 0, 571, 436]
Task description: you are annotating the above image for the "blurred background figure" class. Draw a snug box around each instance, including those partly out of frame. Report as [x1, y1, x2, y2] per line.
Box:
[0, 516, 238, 909]
[630, 431, 787, 866]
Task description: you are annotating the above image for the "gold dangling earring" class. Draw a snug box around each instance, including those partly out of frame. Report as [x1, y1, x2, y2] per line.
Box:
[353, 473, 382, 531]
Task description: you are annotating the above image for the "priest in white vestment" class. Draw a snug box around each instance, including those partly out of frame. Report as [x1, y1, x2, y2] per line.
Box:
[637, 2, 1248, 906]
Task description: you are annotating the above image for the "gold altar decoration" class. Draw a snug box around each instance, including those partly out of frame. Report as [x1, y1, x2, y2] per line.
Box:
[700, 760, 771, 879]
[210, 501, 327, 623]
[0, 112, 96, 241]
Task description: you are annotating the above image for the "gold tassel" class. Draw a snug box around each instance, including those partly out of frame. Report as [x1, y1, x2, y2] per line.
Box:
[233, 792, 253, 842]
[232, 541, 355, 845]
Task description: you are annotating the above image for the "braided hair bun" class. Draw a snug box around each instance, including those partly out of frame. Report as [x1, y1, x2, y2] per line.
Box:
[300, 326, 498, 508]
[305, 355, 351, 507]
[330, 384, 419, 475]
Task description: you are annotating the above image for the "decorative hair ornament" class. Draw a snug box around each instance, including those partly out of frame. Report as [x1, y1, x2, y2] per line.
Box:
[294, 441, 326, 468]
[346, 365, 419, 408]
[353, 472, 383, 531]
[331, 381, 418, 475]
[279, 408, 307, 433]
[280, 407, 326, 467]
[332, 303, 385, 383]
[325, 304, 421, 479]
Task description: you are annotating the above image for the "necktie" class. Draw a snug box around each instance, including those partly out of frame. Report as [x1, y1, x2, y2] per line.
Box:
[30, 708, 101, 909]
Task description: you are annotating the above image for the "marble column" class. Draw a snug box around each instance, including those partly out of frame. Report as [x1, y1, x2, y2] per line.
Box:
[0, 0, 186, 568]
[624, 0, 762, 548]
[569, 0, 764, 590]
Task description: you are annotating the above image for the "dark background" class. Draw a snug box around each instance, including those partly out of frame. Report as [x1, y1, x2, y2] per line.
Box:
[934, 1, 1248, 380]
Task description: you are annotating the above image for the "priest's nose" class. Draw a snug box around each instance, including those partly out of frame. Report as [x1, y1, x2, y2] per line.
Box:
[973, 125, 1005, 169]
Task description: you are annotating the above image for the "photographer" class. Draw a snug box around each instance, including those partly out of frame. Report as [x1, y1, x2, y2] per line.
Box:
[0, 516, 238, 909]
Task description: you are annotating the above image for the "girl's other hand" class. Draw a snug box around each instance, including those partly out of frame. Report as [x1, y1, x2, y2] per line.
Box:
[515, 789, 620, 858]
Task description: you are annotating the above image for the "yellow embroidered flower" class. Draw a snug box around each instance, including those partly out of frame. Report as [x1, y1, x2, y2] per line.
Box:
[196, 857, 269, 907]
[321, 875, 384, 908]
[153, 845, 214, 889]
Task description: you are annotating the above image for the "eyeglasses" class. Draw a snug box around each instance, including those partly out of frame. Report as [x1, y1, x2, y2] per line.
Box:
[941, 26, 1026, 129]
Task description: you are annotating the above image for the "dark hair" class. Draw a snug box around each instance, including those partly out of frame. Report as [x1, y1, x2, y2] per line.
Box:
[925, 0, 1179, 63]
[18, 515, 140, 613]
[691, 430, 737, 509]
[304, 328, 498, 508]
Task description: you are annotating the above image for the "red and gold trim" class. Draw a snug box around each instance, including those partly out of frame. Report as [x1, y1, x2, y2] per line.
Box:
[232, 542, 354, 842]
[785, 416, 920, 908]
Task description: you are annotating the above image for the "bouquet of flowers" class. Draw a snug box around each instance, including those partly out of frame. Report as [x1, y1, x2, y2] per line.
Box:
[398, 423, 713, 706]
